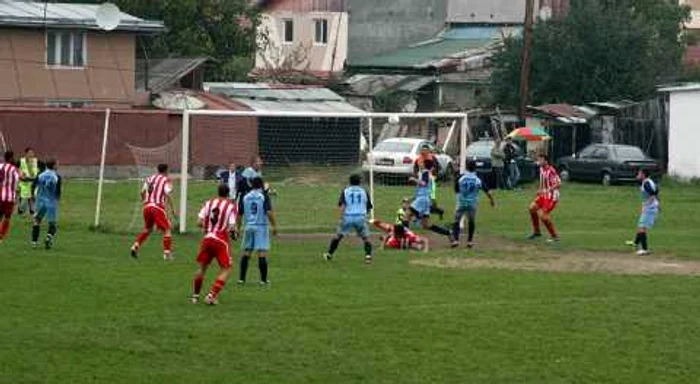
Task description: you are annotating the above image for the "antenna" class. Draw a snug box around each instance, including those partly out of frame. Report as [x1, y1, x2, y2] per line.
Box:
[95, 3, 121, 31]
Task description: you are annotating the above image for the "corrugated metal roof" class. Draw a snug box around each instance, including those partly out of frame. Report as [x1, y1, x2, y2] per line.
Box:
[350, 38, 492, 69]
[137, 57, 209, 93]
[0, 1, 164, 32]
[658, 83, 700, 93]
[342, 74, 434, 96]
[208, 83, 364, 113]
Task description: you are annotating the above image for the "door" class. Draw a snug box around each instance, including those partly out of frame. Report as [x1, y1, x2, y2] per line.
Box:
[569, 145, 596, 180]
[585, 146, 611, 180]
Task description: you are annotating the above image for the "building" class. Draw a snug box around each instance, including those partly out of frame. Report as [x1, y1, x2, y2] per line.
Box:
[0, 1, 164, 108]
[681, 0, 700, 30]
[254, 0, 349, 80]
[659, 84, 700, 180]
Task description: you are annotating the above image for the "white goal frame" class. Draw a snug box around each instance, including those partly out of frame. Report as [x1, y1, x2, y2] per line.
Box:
[177, 110, 470, 233]
[92, 110, 471, 233]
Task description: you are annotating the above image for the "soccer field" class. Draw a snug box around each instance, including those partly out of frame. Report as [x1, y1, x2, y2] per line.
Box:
[2, 173, 700, 383]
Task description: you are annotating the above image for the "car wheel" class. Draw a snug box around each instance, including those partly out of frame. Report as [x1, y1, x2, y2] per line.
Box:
[560, 168, 571, 182]
[602, 172, 612, 186]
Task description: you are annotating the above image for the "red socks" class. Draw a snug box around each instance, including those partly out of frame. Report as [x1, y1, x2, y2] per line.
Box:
[193, 274, 204, 295]
[530, 211, 541, 234]
[209, 279, 226, 299]
[543, 219, 558, 237]
[163, 236, 173, 253]
[0, 220, 8, 239]
[135, 231, 150, 247]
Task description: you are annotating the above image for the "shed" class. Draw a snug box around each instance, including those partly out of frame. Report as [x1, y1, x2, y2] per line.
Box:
[659, 84, 700, 179]
[205, 83, 363, 165]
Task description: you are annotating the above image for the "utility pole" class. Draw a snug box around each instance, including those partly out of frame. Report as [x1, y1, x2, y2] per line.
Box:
[519, 0, 536, 122]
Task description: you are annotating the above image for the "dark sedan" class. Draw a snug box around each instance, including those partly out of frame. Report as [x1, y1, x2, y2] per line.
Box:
[558, 144, 661, 186]
[464, 140, 538, 188]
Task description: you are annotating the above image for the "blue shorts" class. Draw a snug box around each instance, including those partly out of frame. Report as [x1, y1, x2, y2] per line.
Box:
[411, 197, 432, 219]
[242, 226, 270, 252]
[455, 204, 477, 221]
[337, 216, 369, 238]
[638, 207, 658, 229]
[35, 201, 58, 222]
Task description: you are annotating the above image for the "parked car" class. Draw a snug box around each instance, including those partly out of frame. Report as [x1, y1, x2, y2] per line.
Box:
[363, 138, 455, 179]
[463, 140, 538, 188]
[557, 144, 661, 186]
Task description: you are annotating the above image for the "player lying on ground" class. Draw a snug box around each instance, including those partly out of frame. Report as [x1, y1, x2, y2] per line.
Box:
[192, 184, 238, 305]
[626, 169, 660, 256]
[370, 215, 429, 252]
[528, 153, 561, 243]
[0, 150, 21, 243]
[324, 174, 374, 264]
[405, 155, 454, 244]
[131, 164, 178, 260]
[32, 159, 61, 249]
[452, 160, 495, 248]
[237, 177, 278, 285]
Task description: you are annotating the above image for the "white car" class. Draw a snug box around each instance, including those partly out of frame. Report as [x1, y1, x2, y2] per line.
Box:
[362, 138, 455, 179]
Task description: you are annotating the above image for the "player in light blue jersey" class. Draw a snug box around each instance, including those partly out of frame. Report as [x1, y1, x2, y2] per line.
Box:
[324, 174, 374, 264]
[237, 177, 278, 285]
[626, 169, 659, 256]
[405, 156, 454, 244]
[452, 161, 495, 248]
[32, 159, 61, 249]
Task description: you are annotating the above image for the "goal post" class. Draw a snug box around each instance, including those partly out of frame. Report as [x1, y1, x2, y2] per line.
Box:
[177, 110, 471, 234]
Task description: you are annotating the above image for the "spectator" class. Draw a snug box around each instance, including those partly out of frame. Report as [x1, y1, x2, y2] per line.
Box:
[217, 163, 243, 201]
[503, 137, 521, 189]
[490, 139, 506, 189]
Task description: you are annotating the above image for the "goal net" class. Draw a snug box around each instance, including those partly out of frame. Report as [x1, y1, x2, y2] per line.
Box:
[94, 110, 471, 234]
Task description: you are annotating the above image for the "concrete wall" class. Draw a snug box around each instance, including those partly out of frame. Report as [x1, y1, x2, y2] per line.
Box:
[668, 91, 700, 179]
[0, 29, 136, 108]
[347, 0, 447, 64]
[256, 11, 348, 73]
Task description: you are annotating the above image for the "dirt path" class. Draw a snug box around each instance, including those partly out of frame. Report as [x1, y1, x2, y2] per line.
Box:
[279, 233, 700, 276]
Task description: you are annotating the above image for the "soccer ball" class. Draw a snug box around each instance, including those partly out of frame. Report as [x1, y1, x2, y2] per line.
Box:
[388, 114, 400, 124]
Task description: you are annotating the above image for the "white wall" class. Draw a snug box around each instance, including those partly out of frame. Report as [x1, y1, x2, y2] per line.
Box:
[668, 91, 700, 179]
[256, 11, 348, 73]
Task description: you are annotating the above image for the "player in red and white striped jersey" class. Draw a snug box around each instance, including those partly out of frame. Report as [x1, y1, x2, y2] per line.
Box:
[528, 153, 561, 242]
[0, 151, 21, 242]
[130, 164, 177, 260]
[191, 184, 238, 305]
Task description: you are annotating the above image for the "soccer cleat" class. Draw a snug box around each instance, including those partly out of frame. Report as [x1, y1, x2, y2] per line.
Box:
[130, 245, 139, 259]
[527, 233, 542, 240]
[636, 249, 650, 256]
[31, 241, 37, 249]
[323, 252, 333, 261]
[259, 280, 271, 287]
[205, 294, 218, 306]
[546, 237, 560, 244]
[236, 280, 245, 285]
[364, 255, 373, 264]
[163, 252, 174, 261]
[466, 242, 475, 249]
[625, 240, 636, 247]
[190, 294, 200, 304]
[44, 236, 53, 250]
[450, 240, 460, 248]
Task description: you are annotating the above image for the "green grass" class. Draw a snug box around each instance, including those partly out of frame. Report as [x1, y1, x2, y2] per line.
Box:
[1, 174, 700, 383]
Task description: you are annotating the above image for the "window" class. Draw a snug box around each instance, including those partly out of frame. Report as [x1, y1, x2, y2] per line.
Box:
[47, 100, 90, 108]
[283, 19, 294, 43]
[591, 147, 610, 160]
[577, 145, 597, 158]
[314, 19, 328, 44]
[47, 31, 86, 67]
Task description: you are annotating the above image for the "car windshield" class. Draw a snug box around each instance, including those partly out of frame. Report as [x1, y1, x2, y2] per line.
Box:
[466, 142, 492, 157]
[373, 141, 415, 153]
[615, 146, 646, 160]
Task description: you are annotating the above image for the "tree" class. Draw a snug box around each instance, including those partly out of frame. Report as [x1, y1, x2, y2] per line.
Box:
[67, 0, 262, 81]
[490, 0, 690, 108]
